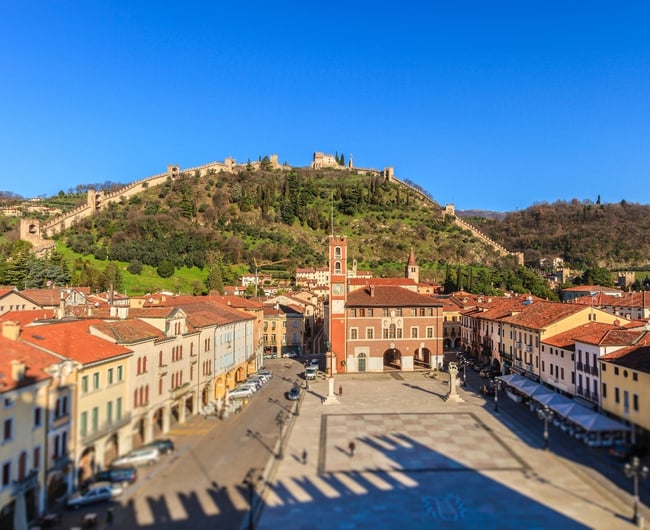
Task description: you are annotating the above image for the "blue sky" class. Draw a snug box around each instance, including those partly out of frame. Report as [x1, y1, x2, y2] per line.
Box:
[1, 2, 649, 211]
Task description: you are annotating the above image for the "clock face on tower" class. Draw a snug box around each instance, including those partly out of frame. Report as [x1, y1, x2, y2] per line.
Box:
[332, 283, 344, 296]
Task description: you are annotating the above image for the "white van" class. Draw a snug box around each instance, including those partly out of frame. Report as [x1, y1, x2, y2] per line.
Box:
[305, 367, 317, 380]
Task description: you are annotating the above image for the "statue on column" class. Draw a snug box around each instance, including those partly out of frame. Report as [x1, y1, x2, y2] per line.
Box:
[445, 361, 465, 403]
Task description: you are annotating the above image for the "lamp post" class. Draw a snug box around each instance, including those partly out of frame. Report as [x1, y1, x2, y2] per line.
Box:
[463, 359, 467, 386]
[493, 379, 502, 412]
[243, 468, 262, 530]
[624, 456, 649, 527]
[275, 410, 288, 459]
[537, 405, 553, 451]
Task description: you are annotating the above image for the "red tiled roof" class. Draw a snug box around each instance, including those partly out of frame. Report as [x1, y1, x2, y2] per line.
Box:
[91, 319, 164, 344]
[1, 309, 58, 326]
[19, 288, 66, 306]
[19, 319, 132, 365]
[0, 334, 58, 391]
[499, 301, 585, 329]
[601, 337, 650, 372]
[346, 285, 443, 307]
[348, 277, 416, 287]
[542, 322, 639, 349]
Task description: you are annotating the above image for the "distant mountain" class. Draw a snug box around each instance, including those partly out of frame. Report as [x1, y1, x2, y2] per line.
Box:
[457, 209, 507, 221]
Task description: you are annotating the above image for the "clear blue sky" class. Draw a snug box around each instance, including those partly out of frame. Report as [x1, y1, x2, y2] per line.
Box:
[2, 2, 649, 211]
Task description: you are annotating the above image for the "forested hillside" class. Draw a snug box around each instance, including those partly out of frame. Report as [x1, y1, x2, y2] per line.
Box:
[467, 199, 650, 270]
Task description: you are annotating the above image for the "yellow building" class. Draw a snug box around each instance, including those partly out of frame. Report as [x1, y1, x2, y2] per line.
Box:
[600, 343, 650, 440]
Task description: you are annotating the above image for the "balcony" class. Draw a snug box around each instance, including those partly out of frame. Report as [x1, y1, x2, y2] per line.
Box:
[169, 382, 191, 401]
[13, 470, 39, 495]
[576, 362, 583, 371]
[49, 455, 73, 472]
[514, 341, 522, 349]
[525, 345, 533, 353]
[52, 413, 71, 430]
[81, 413, 132, 446]
[591, 366, 598, 375]
[158, 364, 168, 376]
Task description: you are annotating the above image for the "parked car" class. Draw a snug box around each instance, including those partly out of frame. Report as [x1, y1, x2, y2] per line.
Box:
[94, 466, 137, 486]
[309, 359, 320, 369]
[228, 387, 253, 399]
[66, 481, 123, 509]
[287, 386, 301, 401]
[257, 368, 272, 378]
[282, 351, 299, 358]
[145, 438, 175, 455]
[112, 447, 160, 467]
[238, 381, 260, 393]
[609, 443, 648, 461]
[304, 367, 317, 380]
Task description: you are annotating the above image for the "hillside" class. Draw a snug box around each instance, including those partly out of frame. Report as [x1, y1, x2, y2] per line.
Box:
[56, 167, 510, 278]
[466, 199, 650, 270]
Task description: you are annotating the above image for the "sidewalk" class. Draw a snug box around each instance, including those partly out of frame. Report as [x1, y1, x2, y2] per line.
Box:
[255, 371, 646, 530]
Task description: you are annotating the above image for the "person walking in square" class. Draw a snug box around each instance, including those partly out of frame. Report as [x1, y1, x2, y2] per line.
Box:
[302, 449, 308, 465]
[348, 441, 356, 457]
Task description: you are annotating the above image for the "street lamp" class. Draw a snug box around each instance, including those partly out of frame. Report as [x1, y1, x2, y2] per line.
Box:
[275, 410, 289, 459]
[537, 405, 553, 451]
[243, 468, 262, 530]
[492, 379, 502, 412]
[624, 456, 649, 527]
[462, 360, 467, 387]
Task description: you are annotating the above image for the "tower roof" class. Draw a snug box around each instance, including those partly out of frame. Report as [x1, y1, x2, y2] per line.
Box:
[407, 247, 417, 266]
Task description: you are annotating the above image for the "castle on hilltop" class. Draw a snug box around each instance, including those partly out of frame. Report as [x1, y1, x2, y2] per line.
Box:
[16, 152, 522, 265]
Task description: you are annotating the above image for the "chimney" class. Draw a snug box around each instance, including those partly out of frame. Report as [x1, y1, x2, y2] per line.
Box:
[11, 360, 26, 382]
[369, 286, 375, 297]
[2, 321, 20, 341]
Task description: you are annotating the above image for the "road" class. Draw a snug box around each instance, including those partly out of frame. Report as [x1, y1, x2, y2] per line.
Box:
[54, 357, 306, 530]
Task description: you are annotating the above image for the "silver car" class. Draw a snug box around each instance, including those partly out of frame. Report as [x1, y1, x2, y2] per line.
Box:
[66, 481, 123, 509]
[112, 447, 160, 467]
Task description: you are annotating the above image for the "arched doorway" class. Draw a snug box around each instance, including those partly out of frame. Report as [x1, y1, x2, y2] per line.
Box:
[454, 337, 462, 349]
[443, 338, 452, 350]
[104, 433, 119, 466]
[153, 407, 164, 437]
[414, 347, 431, 368]
[383, 348, 402, 370]
[170, 404, 180, 426]
[78, 447, 95, 487]
[202, 385, 210, 407]
[185, 395, 194, 417]
[132, 417, 145, 449]
[357, 352, 367, 372]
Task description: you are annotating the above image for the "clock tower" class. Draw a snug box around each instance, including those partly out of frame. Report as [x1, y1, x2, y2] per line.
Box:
[328, 235, 347, 374]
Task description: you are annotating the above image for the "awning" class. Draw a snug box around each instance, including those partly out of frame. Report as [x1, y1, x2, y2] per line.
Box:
[568, 411, 631, 432]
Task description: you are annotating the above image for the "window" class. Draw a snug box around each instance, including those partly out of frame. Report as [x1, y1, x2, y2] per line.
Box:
[614, 387, 620, 404]
[367, 309, 373, 317]
[614, 367, 619, 376]
[33, 447, 40, 470]
[350, 328, 358, 340]
[80, 412, 88, 437]
[633, 372, 638, 381]
[426, 327, 434, 338]
[117, 366, 123, 381]
[93, 372, 100, 390]
[2, 462, 10, 487]
[92, 407, 99, 432]
[116, 398, 122, 420]
[34, 407, 42, 428]
[3, 419, 12, 442]
[107, 401, 113, 424]
[366, 328, 374, 339]
[633, 394, 639, 412]
[107, 368, 114, 385]
[81, 376, 89, 393]
[411, 327, 418, 338]
[395, 308, 402, 317]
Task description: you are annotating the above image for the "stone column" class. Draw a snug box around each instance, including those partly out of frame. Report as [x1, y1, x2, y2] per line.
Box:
[445, 362, 464, 403]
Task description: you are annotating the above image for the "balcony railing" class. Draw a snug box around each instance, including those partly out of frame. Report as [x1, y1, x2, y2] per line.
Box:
[515, 341, 522, 349]
[525, 345, 533, 353]
[591, 366, 598, 375]
[80, 413, 132, 445]
[169, 382, 191, 401]
[158, 364, 168, 376]
[13, 470, 39, 495]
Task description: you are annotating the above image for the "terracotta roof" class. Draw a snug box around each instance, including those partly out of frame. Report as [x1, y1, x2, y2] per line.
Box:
[346, 285, 443, 307]
[91, 319, 164, 344]
[0, 334, 58, 392]
[0, 286, 18, 298]
[562, 285, 623, 293]
[177, 302, 254, 327]
[206, 295, 265, 310]
[499, 301, 585, 329]
[601, 338, 650, 372]
[263, 304, 303, 316]
[19, 288, 66, 306]
[1, 309, 58, 326]
[542, 322, 639, 349]
[347, 277, 417, 287]
[19, 319, 132, 365]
